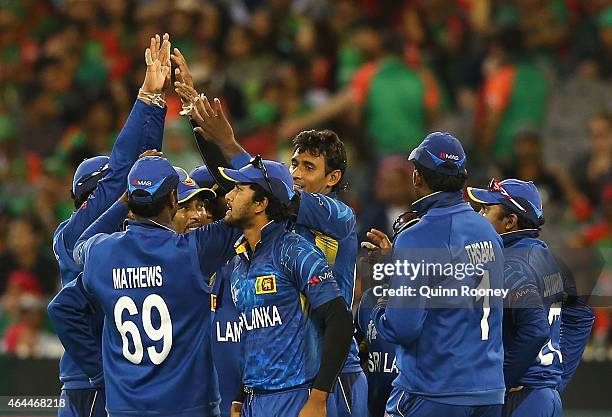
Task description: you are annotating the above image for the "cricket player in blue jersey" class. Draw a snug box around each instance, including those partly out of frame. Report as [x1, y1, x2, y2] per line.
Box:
[186, 165, 244, 417]
[215, 157, 353, 417]
[357, 211, 419, 417]
[191, 164, 232, 222]
[467, 179, 595, 417]
[171, 166, 216, 233]
[48, 155, 243, 417]
[51, 33, 170, 417]
[172, 75, 368, 416]
[372, 132, 506, 417]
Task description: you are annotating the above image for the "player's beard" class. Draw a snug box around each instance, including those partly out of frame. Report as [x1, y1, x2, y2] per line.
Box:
[224, 203, 253, 229]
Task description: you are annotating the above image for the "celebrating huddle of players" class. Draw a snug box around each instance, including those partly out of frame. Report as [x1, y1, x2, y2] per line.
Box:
[47, 34, 595, 417]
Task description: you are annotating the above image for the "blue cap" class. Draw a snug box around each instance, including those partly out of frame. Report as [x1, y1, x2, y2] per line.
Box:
[467, 179, 544, 226]
[190, 165, 218, 190]
[72, 156, 110, 201]
[174, 167, 216, 204]
[408, 132, 467, 175]
[127, 156, 180, 204]
[218, 157, 295, 205]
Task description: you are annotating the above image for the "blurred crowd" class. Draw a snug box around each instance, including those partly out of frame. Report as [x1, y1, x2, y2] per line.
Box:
[0, 0, 610, 359]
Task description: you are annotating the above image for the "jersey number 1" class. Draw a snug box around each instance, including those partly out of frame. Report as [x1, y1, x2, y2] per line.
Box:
[114, 294, 173, 365]
[475, 270, 490, 341]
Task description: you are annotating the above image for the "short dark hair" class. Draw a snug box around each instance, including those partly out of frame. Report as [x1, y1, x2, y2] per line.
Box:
[413, 161, 467, 192]
[250, 184, 293, 222]
[498, 204, 545, 230]
[292, 129, 347, 192]
[128, 190, 175, 218]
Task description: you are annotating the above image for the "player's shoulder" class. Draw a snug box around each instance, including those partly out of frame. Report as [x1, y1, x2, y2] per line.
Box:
[393, 220, 431, 248]
[279, 230, 325, 258]
[303, 191, 355, 218]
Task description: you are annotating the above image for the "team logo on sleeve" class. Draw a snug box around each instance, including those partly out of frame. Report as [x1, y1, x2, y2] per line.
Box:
[255, 275, 277, 294]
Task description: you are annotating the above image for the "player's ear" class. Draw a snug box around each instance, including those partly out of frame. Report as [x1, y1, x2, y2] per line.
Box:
[505, 213, 518, 232]
[169, 189, 178, 210]
[254, 196, 268, 216]
[412, 169, 422, 187]
[326, 169, 342, 189]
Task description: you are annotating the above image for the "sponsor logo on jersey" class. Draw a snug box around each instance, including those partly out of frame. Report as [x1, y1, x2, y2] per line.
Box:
[308, 270, 333, 286]
[255, 275, 277, 294]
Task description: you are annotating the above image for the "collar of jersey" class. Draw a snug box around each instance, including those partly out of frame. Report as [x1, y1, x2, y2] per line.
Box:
[126, 219, 176, 233]
[234, 220, 289, 254]
[412, 191, 465, 217]
[501, 228, 542, 248]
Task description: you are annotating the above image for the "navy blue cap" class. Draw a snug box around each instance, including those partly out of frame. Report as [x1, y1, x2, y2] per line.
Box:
[127, 156, 180, 204]
[174, 167, 216, 203]
[467, 179, 544, 226]
[72, 156, 110, 200]
[189, 165, 218, 190]
[219, 158, 295, 205]
[408, 132, 467, 175]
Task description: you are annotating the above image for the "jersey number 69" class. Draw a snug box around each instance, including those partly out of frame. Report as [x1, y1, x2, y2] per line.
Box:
[114, 294, 173, 365]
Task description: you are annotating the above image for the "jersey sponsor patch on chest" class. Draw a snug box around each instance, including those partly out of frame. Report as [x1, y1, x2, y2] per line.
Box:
[255, 275, 277, 294]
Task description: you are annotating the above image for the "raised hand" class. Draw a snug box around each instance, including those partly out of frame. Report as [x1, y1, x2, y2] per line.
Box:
[171, 48, 194, 89]
[158, 33, 172, 92]
[174, 81, 199, 111]
[361, 228, 392, 264]
[141, 33, 171, 95]
[191, 96, 236, 147]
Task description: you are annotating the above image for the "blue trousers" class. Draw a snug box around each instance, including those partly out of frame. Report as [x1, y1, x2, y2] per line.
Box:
[385, 387, 502, 417]
[241, 386, 310, 417]
[59, 388, 107, 417]
[328, 371, 368, 417]
[502, 387, 562, 417]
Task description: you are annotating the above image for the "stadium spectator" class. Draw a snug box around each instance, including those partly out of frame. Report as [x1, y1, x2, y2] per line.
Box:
[278, 19, 441, 157]
[475, 27, 549, 164]
[2, 293, 63, 359]
[357, 155, 415, 242]
[0, 215, 58, 296]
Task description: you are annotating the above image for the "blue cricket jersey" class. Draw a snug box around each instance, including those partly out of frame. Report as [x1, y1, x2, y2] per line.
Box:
[372, 191, 506, 406]
[49, 216, 241, 417]
[292, 191, 362, 374]
[228, 220, 344, 391]
[355, 288, 398, 417]
[52, 99, 166, 389]
[211, 264, 243, 417]
[502, 229, 594, 390]
[227, 153, 362, 374]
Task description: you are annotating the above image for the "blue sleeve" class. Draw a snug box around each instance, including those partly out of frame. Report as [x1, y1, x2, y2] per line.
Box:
[558, 300, 594, 392]
[47, 275, 103, 382]
[503, 259, 550, 388]
[59, 100, 166, 257]
[280, 236, 342, 310]
[191, 221, 242, 279]
[373, 233, 427, 347]
[73, 203, 127, 265]
[295, 192, 356, 241]
[230, 152, 252, 169]
[74, 233, 109, 267]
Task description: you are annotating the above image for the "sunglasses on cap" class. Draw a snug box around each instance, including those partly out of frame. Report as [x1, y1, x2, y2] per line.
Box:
[251, 154, 274, 195]
[488, 178, 527, 213]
